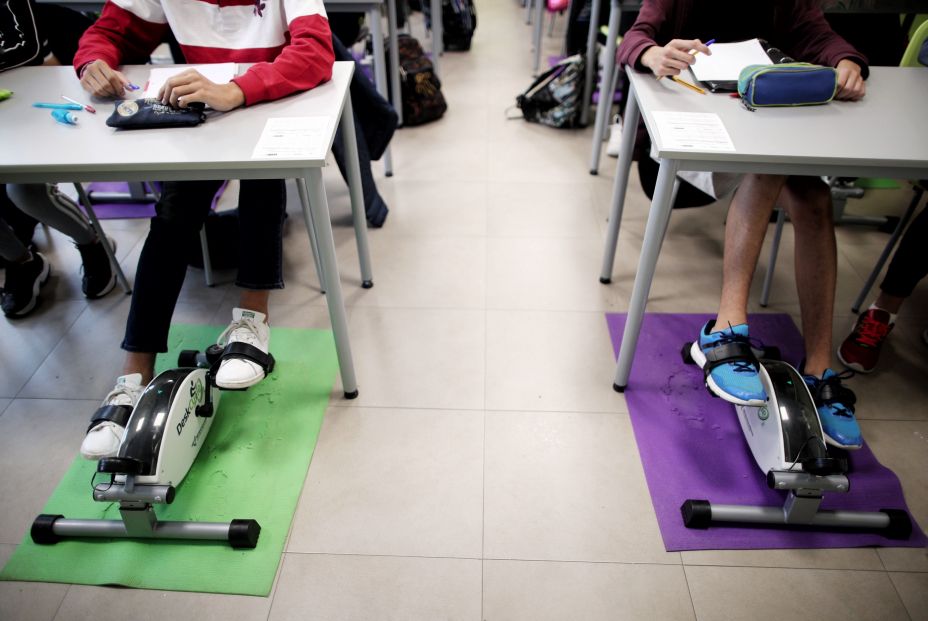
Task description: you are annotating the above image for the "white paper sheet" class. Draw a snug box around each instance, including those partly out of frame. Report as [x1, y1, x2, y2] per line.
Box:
[251, 117, 331, 160]
[143, 63, 238, 98]
[689, 38, 771, 82]
[651, 111, 735, 152]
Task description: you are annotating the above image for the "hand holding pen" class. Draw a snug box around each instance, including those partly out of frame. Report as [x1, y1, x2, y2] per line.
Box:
[79, 59, 138, 98]
[642, 38, 713, 78]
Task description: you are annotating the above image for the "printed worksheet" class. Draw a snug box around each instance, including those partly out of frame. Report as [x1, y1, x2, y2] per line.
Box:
[651, 111, 736, 152]
[689, 38, 771, 82]
[143, 63, 238, 98]
[251, 117, 331, 160]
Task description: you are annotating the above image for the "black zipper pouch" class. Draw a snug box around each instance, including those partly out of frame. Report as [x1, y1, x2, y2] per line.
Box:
[105, 98, 206, 129]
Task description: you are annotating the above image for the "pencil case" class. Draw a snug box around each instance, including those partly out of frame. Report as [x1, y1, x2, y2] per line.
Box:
[105, 98, 206, 129]
[737, 63, 837, 110]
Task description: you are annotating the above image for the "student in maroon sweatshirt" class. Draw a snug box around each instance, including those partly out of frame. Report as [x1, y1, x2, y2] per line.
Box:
[73, 0, 334, 461]
[616, 0, 868, 450]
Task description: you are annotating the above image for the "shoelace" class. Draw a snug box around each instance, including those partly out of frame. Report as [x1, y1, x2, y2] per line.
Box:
[103, 382, 141, 407]
[710, 329, 761, 375]
[854, 313, 891, 348]
[219, 318, 262, 348]
[808, 369, 857, 418]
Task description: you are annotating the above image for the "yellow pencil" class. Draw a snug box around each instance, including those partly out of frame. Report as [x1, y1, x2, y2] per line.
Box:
[670, 75, 706, 94]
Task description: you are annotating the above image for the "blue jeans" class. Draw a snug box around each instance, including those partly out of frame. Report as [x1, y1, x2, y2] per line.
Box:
[122, 179, 285, 353]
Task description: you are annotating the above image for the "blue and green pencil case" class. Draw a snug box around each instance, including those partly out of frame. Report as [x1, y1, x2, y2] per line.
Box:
[737, 63, 837, 110]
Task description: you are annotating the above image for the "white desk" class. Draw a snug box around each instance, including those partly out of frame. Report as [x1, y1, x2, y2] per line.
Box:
[0, 62, 370, 398]
[601, 67, 928, 391]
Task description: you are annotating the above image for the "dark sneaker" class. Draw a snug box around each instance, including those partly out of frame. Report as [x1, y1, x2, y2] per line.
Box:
[804, 369, 862, 450]
[76, 237, 116, 299]
[1, 252, 51, 318]
[837, 308, 893, 373]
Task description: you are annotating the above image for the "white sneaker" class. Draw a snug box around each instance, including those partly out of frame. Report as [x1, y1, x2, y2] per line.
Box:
[80, 373, 144, 460]
[215, 308, 271, 390]
[606, 114, 623, 158]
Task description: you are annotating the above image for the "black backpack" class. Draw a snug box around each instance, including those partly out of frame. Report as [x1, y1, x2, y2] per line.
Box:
[515, 54, 585, 129]
[0, 0, 42, 71]
[423, 0, 477, 51]
[391, 34, 447, 126]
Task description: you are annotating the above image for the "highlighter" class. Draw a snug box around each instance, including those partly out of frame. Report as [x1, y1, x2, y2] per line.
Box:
[51, 109, 79, 125]
[0, 89, 12, 101]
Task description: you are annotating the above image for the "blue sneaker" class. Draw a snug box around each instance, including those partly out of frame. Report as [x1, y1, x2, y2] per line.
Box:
[803, 369, 862, 450]
[689, 320, 767, 406]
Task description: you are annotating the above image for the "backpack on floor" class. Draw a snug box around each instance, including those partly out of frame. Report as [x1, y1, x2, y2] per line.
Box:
[423, 0, 477, 51]
[392, 34, 447, 126]
[515, 54, 585, 129]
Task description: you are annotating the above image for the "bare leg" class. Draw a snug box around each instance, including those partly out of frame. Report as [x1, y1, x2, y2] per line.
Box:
[779, 176, 836, 377]
[716, 174, 788, 330]
[123, 352, 156, 384]
[239, 289, 270, 322]
[873, 291, 905, 315]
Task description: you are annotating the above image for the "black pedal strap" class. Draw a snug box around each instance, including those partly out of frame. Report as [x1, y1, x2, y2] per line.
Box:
[218, 342, 275, 373]
[813, 378, 857, 410]
[88, 404, 133, 432]
[703, 340, 759, 373]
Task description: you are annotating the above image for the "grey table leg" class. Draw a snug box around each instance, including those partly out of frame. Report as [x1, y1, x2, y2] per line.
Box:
[199, 226, 214, 287]
[73, 183, 131, 294]
[525, 0, 533, 24]
[612, 158, 679, 391]
[580, 0, 602, 126]
[388, 0, 403, 126]
[340, 92, 375, 289]
[589, 0, 621, 175]
[599, 79, 638, 283]
[431, 0, 442, 76]
[296, 177, 326, 294]
[301, 168, 359, 398]
[532, 0, 545, 73]
[368, 8, 394, 177]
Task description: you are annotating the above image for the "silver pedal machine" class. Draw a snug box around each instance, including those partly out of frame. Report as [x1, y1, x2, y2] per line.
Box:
[31, 346, 270, 549]
[679, 344, 912, 539]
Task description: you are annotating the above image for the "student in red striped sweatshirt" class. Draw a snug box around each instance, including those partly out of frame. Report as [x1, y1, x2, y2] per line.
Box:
[73, 0, 334, 461]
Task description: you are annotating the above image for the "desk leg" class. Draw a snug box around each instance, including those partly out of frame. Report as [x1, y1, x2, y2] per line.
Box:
[73, 183, 131, 295]
[612, 158, 679, 392]
[431, 0, 442, 76]
[388, 0, 403, 126]
[301, 168, 359, 399]
[296, 177, 326, 294]
[532, 0, 545, 74]
[599, 80, 638, 283]
[368, 8, 394, 177]
[589, 0, 621, 175]
[341, 92, 375, 289]
[580, 0, 602, 127]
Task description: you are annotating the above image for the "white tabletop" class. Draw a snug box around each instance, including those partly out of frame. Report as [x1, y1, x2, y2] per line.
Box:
[0, 62, 354, 183]
[629, 66, 928, 178]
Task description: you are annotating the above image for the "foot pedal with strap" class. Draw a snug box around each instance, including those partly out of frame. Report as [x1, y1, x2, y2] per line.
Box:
[87, 404, 134, 433]
[701, 340, 760, 393]
[210, 342, 275, 390]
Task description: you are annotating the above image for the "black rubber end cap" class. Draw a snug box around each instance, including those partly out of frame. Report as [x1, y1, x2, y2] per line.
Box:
[177, 349, 200, 367]
[98, 457, 144, 475]
[680, 342, 695, 365]
[362, 280, 374, 289]
[344, 389, 359, 399]
[589, 170, 598, 175]
[229, 519, 261, 549]
[681, 500, 712, 529]
[165, 486, 176, 504]
[613, 383, 626, 393]
[599, 277, 611, 284]
[31, 514, 64, 544]
[385, 171, 394, 178]
[881, 509, 913, 540]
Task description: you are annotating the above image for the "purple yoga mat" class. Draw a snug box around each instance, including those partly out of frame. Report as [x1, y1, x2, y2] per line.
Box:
[81, 181, 229, 219]
[606, 312, 927, 551]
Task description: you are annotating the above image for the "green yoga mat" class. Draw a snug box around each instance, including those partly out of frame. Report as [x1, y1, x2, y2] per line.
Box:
[0, 324, 337, 596]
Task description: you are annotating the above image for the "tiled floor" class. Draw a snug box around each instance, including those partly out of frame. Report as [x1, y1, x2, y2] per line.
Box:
[2, 2, 927, 619]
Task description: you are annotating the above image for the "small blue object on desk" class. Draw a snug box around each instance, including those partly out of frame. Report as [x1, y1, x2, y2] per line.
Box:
[33, 102, 83, 110]
[50, 109, 79, 125]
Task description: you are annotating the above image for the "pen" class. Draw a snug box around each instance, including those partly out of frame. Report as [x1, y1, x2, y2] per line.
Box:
[62, 95, 96, 113]
[126, 83, 140, 91]
[0, 89, 12, 102]
[33, 102, 83, 110]
[670, 75, 707, 94]
[658, 38, 715, 81]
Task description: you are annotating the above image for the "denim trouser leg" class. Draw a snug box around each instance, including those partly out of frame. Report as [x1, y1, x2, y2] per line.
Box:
[122, 179, 285, 353]
[880, 205, 928, 299]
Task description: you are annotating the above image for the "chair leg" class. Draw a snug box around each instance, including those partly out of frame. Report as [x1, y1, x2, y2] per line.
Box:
[547, 11, 556, 36]
[851, 185, 924, 313]
[199, 225, 214, 287]
[73, 183, 132, 294]
[760, 208, 786, 308]
[297, 177, 327, 294]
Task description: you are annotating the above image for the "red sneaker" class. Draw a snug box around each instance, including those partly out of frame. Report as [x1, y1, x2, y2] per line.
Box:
[838, 308, 894, 373]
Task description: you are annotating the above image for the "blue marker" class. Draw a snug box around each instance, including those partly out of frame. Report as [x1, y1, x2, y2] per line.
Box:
[51, 109, 79, 125]
[126, 83, 140, 91]
[34, 102, 83, 110]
